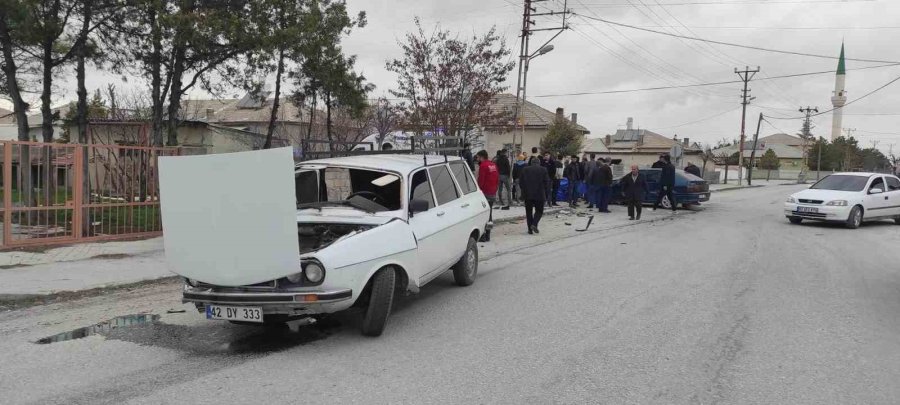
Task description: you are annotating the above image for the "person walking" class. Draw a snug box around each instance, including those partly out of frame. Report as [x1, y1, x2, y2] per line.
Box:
[684, 161, 701, 177]
[620, 164, 648, 220]
[653, 155, 677, 212]
[564, 156, 581, 207]
[519, 157, 550, 235]
[476, 150, 499, 241]
[583, 154, 600, 209]
[541, 152, 555, 207]
[494, 149, 513, 210]
[597, 158, 613, 213]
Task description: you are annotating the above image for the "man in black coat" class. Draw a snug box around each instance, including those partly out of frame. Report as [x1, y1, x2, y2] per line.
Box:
[519, 158, 551, 235]
[597, 158, 613, 213]
[620, 164, 648, 220]
[494, 149, 513, 208]
[653, 155, 677, 212]
[563, 156, 581, 207]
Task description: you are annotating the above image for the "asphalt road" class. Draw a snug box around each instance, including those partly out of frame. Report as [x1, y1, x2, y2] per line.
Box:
[2, 184, 900, 404]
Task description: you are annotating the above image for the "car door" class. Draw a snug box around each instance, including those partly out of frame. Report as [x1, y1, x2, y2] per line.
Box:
[406, 169, 445, 279]
[884, 176, 900, 217]
[426, 164, 466, 272]
[863, 176, 891, 218]
[642, 169, 661, 204]
[448, 160, 487, 239]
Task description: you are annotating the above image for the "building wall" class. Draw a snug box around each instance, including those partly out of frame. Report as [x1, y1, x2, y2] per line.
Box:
[484, 127, 589, 157]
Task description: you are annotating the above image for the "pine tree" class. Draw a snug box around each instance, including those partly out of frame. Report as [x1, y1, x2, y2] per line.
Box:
[540, 116, 583, 157]
[759, 149, 780, 180]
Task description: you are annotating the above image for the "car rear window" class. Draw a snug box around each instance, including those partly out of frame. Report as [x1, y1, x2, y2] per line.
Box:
[449, 161, 477, 194]
[428, 165, 460, 205]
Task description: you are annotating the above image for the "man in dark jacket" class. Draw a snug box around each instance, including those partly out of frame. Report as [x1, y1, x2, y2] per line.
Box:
[494, 150, 512, 209]
[583, 154, 600, 209]
[519, 158, 550, 235]
[684, 161, 701, 177]
[461, 143, 474, 171]
[597, 158, 613, 213]
[653, 155, 677, 212]
[563, 156, 581, 207]
[620, 164, 648, 220]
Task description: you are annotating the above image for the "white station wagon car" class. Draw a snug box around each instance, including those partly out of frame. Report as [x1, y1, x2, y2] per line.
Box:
[785, 172, 900, 229]
[159, 149, 490, 336]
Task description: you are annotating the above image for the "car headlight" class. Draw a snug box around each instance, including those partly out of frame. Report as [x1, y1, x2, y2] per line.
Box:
[304, 262, 325, 283]
[786, 197, 796, 203]
[825, 200, 848, 206]
[286, 272, 303, 283]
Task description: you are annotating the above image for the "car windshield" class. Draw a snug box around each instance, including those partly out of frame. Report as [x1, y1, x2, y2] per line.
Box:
[295, 167, 402, 212]
[810, 175, 869, 191]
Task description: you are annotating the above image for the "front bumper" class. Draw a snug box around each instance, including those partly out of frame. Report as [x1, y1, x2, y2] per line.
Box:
[784, 203, 851, 221]
[182, 285, 353, 316]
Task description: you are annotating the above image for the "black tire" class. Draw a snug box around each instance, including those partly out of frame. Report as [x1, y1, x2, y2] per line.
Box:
[452, 237, 478, 287]
[360, 267, 396, 337]
[660, 195, 673, 210]
[788, 216, 803, 224]
[846, 206, 863, 229]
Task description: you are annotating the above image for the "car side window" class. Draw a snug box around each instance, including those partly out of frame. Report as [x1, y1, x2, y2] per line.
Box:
[449, 161, 477, 194]
[887, 177, 900, 192]
[644, 170, 661, 182]
[410, 170, 435, 210]
[428, 165, 460, 206]
[869, 177, 885, 192]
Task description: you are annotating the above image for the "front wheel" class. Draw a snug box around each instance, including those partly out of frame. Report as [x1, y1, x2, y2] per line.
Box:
[452, 237, 478, 287]
[788, 216, 803, 224]
[360, 267, 396, 337]
[660, 195, 673, 210]
[846, 206, 863, 229]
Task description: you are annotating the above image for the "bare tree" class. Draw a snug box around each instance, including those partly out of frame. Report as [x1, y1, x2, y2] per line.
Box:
[371, 97, 400, 150]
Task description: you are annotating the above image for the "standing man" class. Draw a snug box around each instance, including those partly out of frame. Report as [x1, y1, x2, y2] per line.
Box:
[519, 157, 550, 235]
[597, 158, 613, 213]
[462, 143, 475, 171]
[494, 149, 513, 210]
[564, 155, 581, 207]
[542, 152, 557, 207]
[512, 153, 526, 204]
[475, 150, 499, 241]
[620, 164, 648, 220]
[583, 154, 600, 209]
[684, 161, 701, 177]
[653, 155, 677, 212]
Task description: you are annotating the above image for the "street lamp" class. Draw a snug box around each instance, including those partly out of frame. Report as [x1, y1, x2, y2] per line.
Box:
[514, 44, 554, 159]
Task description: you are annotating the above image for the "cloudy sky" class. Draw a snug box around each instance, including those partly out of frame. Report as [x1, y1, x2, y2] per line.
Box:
[7, 0, 900, 155]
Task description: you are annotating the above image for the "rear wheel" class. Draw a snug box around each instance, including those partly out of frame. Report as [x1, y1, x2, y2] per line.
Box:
[452, 237, 478, 287]
[846, 206, 863, 229]
[661, 195, 672, 210]
[788, 216, 803, 224]
[360, 267, 396, 337]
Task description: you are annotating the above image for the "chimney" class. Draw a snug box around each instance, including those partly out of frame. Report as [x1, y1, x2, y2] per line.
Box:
[604, 134, 612, 146]
[626, 117, 633, 130]
[555, 107, 564, 120]
[571, 113, 577, 125]
[683, 138, 690, 147]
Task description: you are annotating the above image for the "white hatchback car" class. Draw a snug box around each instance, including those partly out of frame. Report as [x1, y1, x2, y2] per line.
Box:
[160, 149, 490, 336]
[785, 172, 900, 229]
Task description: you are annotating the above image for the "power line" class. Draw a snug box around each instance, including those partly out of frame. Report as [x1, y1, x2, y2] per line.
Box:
[646, 104, 744, 131]
[613, 24, 900, 31]
[573, 0, 877, 6]
[531, 62, 900, 97]
[765, 72, 900, 120]
[572, 13, 900, 64]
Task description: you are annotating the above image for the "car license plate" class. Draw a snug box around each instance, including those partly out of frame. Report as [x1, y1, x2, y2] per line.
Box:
[797, 206, 818, 213]
[206, 305, 263, 323]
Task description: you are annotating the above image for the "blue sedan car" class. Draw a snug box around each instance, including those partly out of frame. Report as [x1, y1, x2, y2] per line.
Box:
[610, 168, 711, 209]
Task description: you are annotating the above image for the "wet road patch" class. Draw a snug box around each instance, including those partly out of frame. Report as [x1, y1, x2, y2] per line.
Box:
[35, 313, 161, 344]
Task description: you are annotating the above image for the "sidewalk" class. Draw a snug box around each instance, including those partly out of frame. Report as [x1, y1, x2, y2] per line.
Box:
[709, 179, 797, 192]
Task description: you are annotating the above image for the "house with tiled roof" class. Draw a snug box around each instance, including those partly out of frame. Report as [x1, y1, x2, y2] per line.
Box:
[592, 117, 705, 168]
[481, 93, 590, 156]
[711, 136, 806, 169]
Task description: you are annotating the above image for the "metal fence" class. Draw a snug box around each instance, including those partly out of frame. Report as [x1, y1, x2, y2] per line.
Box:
[0, 141, 182, 248]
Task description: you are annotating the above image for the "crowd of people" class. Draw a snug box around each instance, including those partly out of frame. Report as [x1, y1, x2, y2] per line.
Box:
[464, 144, 683, 236]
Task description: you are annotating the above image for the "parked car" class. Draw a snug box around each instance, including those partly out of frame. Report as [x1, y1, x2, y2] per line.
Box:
[784, 172, 900, 229]
[610, 168, 710, 209]
[160, 150, 490, 337]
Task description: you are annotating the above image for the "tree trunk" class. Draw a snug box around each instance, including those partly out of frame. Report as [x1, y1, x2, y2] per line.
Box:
[0, 9, 30, 141]
[149, 5, 164, 147]
[75, 0, 92, 145]
[264, 47, 285, 149]
[767, 169, 771, 181]
[724, 164, 729, 184]
[165, 46, 185, 147]
[325, 91, 333, 154]
[304, 97, 316, 159]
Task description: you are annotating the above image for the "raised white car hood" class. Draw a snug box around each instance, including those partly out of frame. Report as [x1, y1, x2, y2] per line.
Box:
[159, 148, 302, 286]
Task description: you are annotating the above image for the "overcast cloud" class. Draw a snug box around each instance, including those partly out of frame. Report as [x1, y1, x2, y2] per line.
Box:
[9, 0, 900, 154]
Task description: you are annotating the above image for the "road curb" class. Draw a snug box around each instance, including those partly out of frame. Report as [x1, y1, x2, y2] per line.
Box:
[710, 184, 764, 193]
[0, 276, 180, 310]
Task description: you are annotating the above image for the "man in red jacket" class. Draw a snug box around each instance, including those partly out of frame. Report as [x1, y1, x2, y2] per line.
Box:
[476, 150, 499, 242]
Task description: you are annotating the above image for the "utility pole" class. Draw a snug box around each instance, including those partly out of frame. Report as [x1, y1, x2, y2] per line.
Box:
[509, 0, 568, 207]
[843, 127, 856, 170]
[735, 66, 759, 186]
[817, 136, 823, 180]
[746, 112, 763, 185]
[799, 106, 818, 172]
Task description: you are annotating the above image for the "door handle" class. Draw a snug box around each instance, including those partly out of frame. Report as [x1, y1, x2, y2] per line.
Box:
[436, 211, 445, 217]
[461, 203, 470, 208]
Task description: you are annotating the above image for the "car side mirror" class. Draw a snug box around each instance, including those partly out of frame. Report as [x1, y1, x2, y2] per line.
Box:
[869, 188, 884, 195]
[409, 199, 430, 216]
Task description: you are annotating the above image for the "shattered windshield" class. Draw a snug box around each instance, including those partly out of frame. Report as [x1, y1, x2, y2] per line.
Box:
[295, 167, 402, 212]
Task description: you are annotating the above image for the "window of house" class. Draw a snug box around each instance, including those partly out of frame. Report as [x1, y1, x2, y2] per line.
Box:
[428, 165, 460, 205]
[410, 170, 435, 210]
[449, 161, 477, 194]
